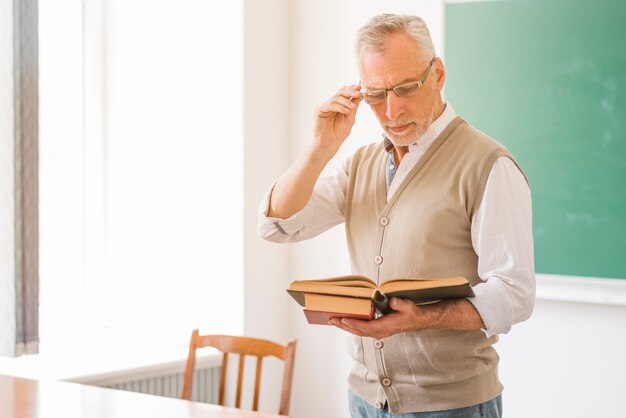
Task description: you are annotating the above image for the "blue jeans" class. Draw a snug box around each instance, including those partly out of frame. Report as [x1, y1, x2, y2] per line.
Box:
[348, 390, 503, 418]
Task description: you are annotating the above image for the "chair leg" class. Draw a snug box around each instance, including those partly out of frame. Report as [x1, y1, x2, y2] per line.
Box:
[218, 353, 228, 406]
[279, 339, 297, 416]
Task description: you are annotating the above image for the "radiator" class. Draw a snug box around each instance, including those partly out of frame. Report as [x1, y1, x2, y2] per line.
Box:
[103, 366, 220, 404]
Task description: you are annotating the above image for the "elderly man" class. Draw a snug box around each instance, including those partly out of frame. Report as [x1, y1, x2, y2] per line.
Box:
[259, 13, 535, 418]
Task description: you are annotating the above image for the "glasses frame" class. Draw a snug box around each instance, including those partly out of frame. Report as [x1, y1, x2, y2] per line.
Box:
[361, 57, 436, 105]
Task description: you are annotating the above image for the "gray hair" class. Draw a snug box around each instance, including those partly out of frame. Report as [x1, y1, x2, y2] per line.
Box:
[355, 14, 435, 63]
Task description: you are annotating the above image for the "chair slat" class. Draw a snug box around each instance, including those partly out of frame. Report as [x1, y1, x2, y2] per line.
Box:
[235, 354, 245, 408]
[252, 356, 263, 411]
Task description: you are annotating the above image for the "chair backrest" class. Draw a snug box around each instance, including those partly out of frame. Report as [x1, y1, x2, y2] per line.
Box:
[181, 329, 296, 416]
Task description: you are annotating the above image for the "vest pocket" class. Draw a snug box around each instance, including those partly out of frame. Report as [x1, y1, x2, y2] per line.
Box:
[346, 335, 373, 382]
[403, 330, 481, 387]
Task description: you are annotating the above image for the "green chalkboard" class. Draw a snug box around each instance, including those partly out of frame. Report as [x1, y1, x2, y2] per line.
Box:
[445, 0, 626, 279]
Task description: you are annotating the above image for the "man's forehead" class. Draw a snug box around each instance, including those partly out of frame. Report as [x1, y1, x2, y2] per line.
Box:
[358, 56, 424, 89]
[358, 35, 428, 88]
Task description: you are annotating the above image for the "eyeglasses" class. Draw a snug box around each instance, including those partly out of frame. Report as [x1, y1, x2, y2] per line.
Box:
[361, 58, 436, 105]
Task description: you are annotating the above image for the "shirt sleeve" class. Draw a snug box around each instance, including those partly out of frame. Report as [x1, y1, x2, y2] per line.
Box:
[257, 162, 349, 243]
[467, 157, 536, 337]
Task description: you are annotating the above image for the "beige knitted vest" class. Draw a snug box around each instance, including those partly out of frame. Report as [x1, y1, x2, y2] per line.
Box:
[344, 117, 526, 413]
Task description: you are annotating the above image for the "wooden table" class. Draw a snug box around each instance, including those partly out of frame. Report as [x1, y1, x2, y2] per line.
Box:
[0, 374, 288, 418]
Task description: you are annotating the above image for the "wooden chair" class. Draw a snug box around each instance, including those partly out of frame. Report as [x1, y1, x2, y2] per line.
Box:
[181, 329, 296, 416]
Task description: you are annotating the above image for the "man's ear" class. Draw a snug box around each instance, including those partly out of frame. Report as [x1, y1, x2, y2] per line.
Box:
[434, 57, 446, 91]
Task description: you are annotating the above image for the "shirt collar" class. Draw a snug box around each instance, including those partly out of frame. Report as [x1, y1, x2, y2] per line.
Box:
[382, 102, 457, 154]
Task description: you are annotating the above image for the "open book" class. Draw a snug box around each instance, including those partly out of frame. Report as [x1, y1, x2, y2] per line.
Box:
[287, 275, 474, 325]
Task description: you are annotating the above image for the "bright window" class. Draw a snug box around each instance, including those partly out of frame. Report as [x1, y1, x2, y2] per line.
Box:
[39, 0, 243, 356]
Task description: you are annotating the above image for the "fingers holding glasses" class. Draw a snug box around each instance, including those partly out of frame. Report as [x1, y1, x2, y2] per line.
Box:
[317, 84, 363, 116]
[313, 84, 363, 152]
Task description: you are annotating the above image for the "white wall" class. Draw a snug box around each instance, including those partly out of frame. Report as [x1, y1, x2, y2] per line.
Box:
[498, 299, 626, 418]
[245, 2, 626, 418]
[243, 0, 292, 413]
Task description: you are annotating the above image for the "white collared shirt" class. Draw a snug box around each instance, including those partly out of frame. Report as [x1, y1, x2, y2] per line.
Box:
[258, 103, 535, 337]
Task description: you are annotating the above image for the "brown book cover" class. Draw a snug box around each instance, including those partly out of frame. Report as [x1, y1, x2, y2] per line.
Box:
[288, 275, 474, 325]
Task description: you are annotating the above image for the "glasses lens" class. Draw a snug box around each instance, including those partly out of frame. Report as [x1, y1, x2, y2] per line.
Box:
[394, 81, 421, 98]
[363, 91, 385, 104]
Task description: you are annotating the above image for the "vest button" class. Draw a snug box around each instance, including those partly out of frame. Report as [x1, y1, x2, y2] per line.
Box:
[382, 377, 392, 387]
[374, 340, 383, 349]
[374, 255, 383, 265]
[374, 401, 384, 410]
[379, 217, 389, 226]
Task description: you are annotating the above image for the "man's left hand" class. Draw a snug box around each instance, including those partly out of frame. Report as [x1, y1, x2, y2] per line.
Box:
[329, 297, 486, 339]
[329, 297, 431, 339]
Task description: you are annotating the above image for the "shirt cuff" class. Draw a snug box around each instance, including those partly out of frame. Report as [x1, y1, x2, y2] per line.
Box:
[257, 182, 316, 240]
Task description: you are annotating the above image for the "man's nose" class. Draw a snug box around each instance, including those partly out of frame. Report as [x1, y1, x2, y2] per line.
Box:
[384, 91, 403, 121]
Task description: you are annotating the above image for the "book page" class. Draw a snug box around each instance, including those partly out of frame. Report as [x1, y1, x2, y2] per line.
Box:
[379, 276, 468, 293]
[290, 275, 376, 288]
[288, 282, 375, 298]
[304, 293, 373, 315]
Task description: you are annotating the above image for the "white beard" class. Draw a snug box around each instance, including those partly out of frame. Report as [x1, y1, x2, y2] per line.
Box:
[385, 104, 437, 147]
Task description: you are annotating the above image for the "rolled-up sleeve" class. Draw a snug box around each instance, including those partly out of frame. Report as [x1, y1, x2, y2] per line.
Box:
[468, 157, 536, 337]
[258, 165, 349, 243]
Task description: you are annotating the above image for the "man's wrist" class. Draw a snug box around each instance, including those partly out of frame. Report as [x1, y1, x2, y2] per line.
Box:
[413, 299, 485, 332]
[308, 140, 340, 163]
[414, 303, 446, 331]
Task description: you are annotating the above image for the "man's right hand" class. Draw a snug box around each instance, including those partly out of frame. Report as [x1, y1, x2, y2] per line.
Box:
[267, 84, 362, 219]
[313, 84, 363, 159]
